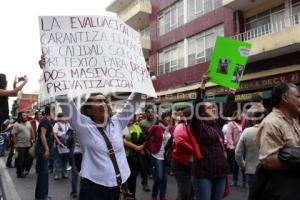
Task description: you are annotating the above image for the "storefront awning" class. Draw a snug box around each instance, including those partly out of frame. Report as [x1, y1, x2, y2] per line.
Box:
[204, 89, 273, 103]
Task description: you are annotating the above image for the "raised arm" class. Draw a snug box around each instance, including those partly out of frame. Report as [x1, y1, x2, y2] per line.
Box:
[56, 96, 87, 134]
[0, 76, 28, 97]
[191, 73, 208, 133]
[114, 93, 142, 130]
[217, 89, 236, 127]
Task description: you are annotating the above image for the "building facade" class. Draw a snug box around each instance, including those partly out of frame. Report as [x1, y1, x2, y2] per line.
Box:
[17, 93, 39, 114]
[110, 0, 300, 110]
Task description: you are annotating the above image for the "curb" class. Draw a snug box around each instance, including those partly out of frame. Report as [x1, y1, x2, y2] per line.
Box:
[0, 158, 21, 200]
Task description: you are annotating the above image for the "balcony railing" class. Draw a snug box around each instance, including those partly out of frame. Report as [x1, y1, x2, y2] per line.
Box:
[118, 0, 151, 18]
[233, 12, 300, 41]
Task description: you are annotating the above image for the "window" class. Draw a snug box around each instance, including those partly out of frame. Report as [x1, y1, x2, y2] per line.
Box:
[178, 2, 184, 26]
[157, 41, 184, 75]
[293, 0, 300, 24]
[188, 25, 224, 66]
[158, 15, 164, 36]
[195, 0, 203, 14]
[165, 10, 171, 33]
[140, 26, 150, 39]
[187, 0, 222, 22]
[204, 0, 213, 12]
[158, 52, 164, 75]
[196, 37, 205, 62]
[158, 1, 184, 36]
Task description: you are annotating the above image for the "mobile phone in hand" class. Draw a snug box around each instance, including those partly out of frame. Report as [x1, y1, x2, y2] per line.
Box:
[17, 77, 25, 82]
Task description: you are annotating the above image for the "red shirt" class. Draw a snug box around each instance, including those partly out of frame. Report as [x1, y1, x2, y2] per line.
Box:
[172, 123, 202, 165]
[146, 124, 174, 154]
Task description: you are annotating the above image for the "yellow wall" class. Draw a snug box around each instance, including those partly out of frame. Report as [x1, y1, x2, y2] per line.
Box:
[244, 0, 284, 18]
[141, 38, 151, 50]
[249, 25, 300, 56]
[119, 1, 151, 23]
[223, 0, 234, 5]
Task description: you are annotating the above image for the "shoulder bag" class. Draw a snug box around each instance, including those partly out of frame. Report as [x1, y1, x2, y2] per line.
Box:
[97, 127, 134, 200]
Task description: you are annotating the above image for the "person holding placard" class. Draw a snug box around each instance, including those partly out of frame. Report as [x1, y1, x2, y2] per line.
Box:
[190, 72, 237, 200]
[39, 56, 143, 200]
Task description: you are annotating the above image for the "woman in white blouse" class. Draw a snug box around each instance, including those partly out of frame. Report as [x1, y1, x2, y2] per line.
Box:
[39, 56, 142, 200]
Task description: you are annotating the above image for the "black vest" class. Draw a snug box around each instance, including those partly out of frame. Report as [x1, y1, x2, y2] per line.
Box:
[0, 95, 9, 125]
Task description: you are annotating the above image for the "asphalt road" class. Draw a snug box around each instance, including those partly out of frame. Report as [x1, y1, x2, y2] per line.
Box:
[1, 156, 248, 200]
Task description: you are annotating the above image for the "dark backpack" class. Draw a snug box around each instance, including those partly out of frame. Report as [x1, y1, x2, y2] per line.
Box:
[64, 128, 75, 149]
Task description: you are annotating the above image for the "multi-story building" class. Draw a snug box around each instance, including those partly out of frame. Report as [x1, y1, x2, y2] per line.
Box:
[37, 75, 58, 116]
[17, 93, 39, 114]
[223, 0, 300, 105]
[108, 0, 300, 111]
[107, 0, 235, 110]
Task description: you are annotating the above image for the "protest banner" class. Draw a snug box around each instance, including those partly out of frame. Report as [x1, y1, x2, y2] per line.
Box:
[208, 36, 252, 89]
[39, 16, 157, 98]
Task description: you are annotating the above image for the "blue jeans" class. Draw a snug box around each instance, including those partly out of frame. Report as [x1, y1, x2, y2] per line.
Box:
[247, 174, 255, 189]
[192, 177, 226, 200]
[151, 155, 168, 198]
[54, 147, 69, 177]
[48, 146, 55, 172]
[35, 156, 49, 200]
[0, 143, 5, 156]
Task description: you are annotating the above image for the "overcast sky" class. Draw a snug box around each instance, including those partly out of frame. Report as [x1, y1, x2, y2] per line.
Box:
[0, 0, 115, 106]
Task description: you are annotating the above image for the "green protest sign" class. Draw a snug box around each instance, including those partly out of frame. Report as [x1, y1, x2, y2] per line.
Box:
[208, 36, 252, 89]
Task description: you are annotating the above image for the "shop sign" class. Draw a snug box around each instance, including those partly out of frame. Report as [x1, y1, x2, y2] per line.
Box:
[208, 71, 300, 95]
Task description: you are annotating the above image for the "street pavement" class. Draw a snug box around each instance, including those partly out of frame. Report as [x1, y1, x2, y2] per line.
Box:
[1, 156, 248, 200]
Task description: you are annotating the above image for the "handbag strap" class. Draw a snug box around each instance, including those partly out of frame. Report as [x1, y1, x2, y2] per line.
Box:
[97, 127, 122, 187]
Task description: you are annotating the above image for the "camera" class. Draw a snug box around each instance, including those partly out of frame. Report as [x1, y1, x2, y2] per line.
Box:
[17, 77, 25, 82]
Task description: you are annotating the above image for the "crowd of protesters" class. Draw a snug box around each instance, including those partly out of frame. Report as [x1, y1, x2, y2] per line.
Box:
[1, 60, 300, 200]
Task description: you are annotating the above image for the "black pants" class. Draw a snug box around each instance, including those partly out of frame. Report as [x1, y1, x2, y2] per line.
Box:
[70, 149, 82, 194]
[15, 147, 33, 176]
[127, 152, 149, 196]
[227, 149, 246, 183]
[79, 178, 120, 200]
[6, 147, 14, 167]
[35, 156, 49, 200]
[127, 156, 139, 197]
[138, 153, 148, 185]
[171, 160, 193, 200]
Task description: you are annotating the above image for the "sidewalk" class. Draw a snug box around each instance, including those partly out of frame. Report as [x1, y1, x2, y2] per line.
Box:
[0, 157, 21, 200]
